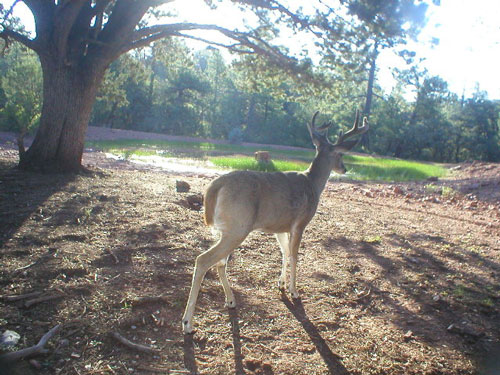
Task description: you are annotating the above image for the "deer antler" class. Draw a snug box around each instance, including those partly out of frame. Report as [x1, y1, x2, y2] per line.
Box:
[309, 111, 333, 137]
[335, 110, 369, 147]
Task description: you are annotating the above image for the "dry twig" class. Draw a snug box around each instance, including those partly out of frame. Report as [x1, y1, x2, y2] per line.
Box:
[14, 248, 56, 272]
[110, 332, 159, 354]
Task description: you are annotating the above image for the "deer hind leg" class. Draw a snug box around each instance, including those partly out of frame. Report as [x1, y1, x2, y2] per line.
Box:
[182, 231, 248, 334]
[216, 256, 235, 308]
[275, 233, 290, 291]
[288, 229, 303, 299]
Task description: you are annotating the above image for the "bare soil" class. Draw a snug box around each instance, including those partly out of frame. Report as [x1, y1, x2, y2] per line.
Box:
[0, 128, 499, 375]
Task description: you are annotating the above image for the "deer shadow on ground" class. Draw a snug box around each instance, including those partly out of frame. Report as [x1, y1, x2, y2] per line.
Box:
[183, 334, 199, 375]
[183, 306, 275, 375]
[281, 294, 350, 375]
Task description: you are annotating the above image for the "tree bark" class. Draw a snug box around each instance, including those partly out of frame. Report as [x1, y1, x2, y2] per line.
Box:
[18, 57, 105, 173]
[361, 43, 378, 151]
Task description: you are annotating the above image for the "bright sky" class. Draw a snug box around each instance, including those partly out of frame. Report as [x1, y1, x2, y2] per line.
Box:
[3, 0, 500, 100]
[378, 0, 500, 99]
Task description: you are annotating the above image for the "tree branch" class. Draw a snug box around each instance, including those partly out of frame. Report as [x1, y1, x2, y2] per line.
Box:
[98, 0, 151, 45]
[171, 33, 251, 54]
[0, 28, 40, 53]
[2, 0, 21, 21]
[52, 0, 88, 59]
[111, 332, 159, 354]
[125, 23, 283, 59]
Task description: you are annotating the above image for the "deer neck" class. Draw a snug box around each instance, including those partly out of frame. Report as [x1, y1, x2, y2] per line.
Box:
[305, 151, 332, 197]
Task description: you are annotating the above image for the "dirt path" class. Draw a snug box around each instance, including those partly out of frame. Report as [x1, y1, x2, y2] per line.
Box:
[0, 129, 499, 375]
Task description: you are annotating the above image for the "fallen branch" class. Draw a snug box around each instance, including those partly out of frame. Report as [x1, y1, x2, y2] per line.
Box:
[1, 291, 42, 302]
[14, 248, 56, 272]
[111, 332, 159, 354]
[24, 294, 65, 308]
[0, 324, 61, 362]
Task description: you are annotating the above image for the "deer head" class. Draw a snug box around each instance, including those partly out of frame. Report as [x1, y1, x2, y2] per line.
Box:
[307, 110, 369, 174]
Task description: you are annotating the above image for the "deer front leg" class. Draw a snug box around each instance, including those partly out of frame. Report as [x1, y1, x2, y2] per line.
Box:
[288, 229, 303, 299]
[275, 233, 290, 291]
[216, 257, 236, 308]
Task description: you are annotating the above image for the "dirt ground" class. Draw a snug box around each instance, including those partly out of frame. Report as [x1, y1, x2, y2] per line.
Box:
[0, 129, 499, 375]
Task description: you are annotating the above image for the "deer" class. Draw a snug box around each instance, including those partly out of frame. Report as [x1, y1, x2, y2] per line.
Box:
[182, 110, 369, 334]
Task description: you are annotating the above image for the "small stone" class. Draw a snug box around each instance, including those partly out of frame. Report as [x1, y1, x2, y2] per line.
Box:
[245, 359, 261, 371]
[29, 359, 42, 369]
[393, 186, 404, 195]
[176, 180, 190, 193]
[186, 194, 203, 211]
[262, 362, 273, 371]
[0, 330, 21, 347]
[403, 330, 413, 341]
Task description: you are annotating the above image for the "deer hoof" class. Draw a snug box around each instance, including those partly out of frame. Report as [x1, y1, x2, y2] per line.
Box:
[278, 279, 286, 291]
[290, 290, 300, 299]
[182, 319, 194, 334]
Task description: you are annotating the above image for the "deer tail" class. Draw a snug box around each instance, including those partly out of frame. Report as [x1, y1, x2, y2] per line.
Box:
[203, 180, 221, 227]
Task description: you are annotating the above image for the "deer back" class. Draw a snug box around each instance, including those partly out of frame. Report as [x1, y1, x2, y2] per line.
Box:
[203, 170, 319, 234]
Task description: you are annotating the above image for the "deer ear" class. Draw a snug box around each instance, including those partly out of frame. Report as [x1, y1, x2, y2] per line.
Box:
[334, 139, 359, 152]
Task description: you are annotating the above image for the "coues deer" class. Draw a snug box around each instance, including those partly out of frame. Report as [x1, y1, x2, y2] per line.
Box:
[182, 110, 369, 334]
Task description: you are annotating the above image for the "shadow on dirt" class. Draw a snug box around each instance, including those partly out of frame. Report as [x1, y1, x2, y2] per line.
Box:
[281, 294, 350, 375]
[322, 235, 500, 368]
[0, 160, 75, 248]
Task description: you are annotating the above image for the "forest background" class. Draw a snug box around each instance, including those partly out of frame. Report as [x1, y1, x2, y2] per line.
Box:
[0, 1, 499, 164]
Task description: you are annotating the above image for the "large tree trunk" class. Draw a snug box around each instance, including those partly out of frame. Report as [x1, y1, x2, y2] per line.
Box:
[18, 57, 105, 173]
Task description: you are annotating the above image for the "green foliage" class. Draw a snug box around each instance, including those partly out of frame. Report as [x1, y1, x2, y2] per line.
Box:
[0, 45, 42, 134]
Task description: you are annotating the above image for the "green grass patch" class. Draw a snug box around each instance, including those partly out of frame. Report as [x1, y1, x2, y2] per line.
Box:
[344, 155, 447, 182]
[209, 157, 309, 172]
[87, 138, 448, 182]
[211, 154, 447, 182]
